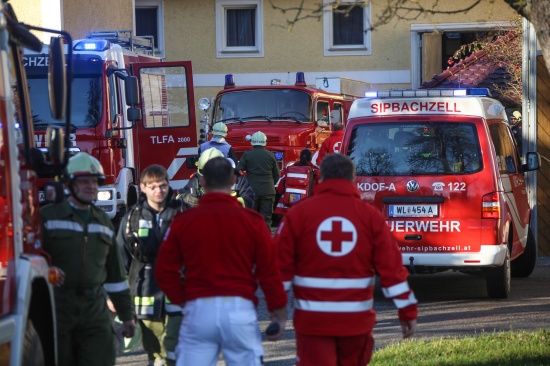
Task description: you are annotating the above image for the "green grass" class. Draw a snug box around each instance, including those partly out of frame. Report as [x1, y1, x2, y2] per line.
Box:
[370, 329, 550, 365]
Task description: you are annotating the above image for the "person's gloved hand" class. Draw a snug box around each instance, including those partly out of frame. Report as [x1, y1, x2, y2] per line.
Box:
[122, 319, 136, 338]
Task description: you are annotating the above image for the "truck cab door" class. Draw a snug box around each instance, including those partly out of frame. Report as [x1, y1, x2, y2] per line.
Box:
[131, 61, 198, 190]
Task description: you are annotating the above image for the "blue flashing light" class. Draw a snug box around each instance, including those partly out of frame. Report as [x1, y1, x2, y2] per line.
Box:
[274, 152, 283, 161]
[73, 40, 110, 51]
[224, 74, 235, 89]
[466, 88, 491, 96]
[364, 91, 378, 98]
[295, 72, 306, 86]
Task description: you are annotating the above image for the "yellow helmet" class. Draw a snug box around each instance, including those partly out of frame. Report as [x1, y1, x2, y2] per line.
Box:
[66, 152, 105, 185]
[251, 131, 267, 146]
[212, 122, 228, 137]
[198, 147, 224, 175]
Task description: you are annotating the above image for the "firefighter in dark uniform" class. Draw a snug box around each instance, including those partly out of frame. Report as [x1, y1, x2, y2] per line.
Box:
[117, 164, 190, 366]
[41, 152, 135, 366]
[237, 131, 280, 227]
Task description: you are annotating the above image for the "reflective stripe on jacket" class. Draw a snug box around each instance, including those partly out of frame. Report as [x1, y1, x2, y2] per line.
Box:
[41, 198, 133, 321]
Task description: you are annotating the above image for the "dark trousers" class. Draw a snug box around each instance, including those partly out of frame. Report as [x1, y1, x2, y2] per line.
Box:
[55, 291, 115, 366]
[254, 194, 275, 227]
[164, 314, 183, 366]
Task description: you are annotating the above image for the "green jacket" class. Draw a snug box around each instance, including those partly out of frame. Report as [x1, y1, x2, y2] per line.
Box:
[41, 198, 133, 321]
[237, 146, 280, 196]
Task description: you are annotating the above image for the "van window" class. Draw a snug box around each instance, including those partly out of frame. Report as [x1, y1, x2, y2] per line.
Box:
[489, 124, 517, 174]
[347, 122, 482, 176]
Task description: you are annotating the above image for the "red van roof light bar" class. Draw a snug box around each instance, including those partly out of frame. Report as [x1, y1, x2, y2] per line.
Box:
[364, 88, 491, 98]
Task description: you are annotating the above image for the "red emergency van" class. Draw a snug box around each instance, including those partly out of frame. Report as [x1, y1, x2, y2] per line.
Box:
[341, 88, 541, 298]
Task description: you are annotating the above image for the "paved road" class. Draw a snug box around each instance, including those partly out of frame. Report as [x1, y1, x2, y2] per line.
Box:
[116, 258, 550, 365]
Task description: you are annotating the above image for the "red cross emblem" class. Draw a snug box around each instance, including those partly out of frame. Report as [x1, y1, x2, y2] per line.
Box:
[316, 216, 357, 256]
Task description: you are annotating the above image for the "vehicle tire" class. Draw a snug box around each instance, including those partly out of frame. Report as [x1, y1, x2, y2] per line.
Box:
[511, 227, 537, 278]
[485, 246, 510, 299]
[23, 320, 45, 366]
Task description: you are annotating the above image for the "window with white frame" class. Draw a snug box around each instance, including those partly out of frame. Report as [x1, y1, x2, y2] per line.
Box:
[215, 0, 264, 58]
[135, 0, 164, 57]
[323, 0, 371, 56]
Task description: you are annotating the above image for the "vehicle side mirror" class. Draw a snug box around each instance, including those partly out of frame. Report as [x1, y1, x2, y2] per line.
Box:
[127, 107, 142, 122]
[186, 156, 199, 169]
[48, 36, 67, 120]
[522, 152, 541, 171]
[125, 76, 140, 105]
[46, 126, 64, 164]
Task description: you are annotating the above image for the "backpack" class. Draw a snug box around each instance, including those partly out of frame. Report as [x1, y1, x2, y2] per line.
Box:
[282, 165, 315, 207]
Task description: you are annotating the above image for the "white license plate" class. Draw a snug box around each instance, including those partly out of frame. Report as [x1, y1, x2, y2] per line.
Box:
[388, 204, 439, 217]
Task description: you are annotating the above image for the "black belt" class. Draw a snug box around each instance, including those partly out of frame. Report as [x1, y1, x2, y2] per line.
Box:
[58, 286, 102, 297]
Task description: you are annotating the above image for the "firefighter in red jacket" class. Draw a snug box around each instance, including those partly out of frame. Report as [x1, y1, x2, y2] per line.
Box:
[316, 122, 344, 165]
[155, 157, 287, 365]
[275, 153, 417, 366]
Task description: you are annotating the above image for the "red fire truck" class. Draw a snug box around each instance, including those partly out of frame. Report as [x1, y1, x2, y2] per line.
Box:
[24, 30, 198, 222]
[199, 73, 370, 169]
[1, 2, 71, 364]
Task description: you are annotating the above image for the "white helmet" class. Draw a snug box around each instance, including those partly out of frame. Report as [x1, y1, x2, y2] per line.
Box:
[251, 131, 267, 146]
[66, 152, 105, 185]
[198, 147, 224, 175]
[212, 122, 228, 137]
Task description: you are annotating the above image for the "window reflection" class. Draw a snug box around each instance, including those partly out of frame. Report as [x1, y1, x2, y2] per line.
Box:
[348, 122, 482, 176]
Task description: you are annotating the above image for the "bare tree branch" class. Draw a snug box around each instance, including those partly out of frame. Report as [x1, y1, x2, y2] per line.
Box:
[270, 0, 486, 30]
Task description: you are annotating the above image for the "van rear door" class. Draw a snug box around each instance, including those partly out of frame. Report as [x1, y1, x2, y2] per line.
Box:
[345, 116, 491, 257]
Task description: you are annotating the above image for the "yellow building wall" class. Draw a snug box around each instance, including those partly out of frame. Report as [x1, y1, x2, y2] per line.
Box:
[165, 0, 516, 74]
[11, 0, 133, 41]
[11, 0, 42, 25]
[11, 0, 44, 40]
[63, 0, 133, 40]
[12, 0, 519, 134]
[164, 0, 517, 118]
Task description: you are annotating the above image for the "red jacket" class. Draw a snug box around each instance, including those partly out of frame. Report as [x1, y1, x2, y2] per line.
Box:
[317, 129, 344, 163]
[154, 193, 287, 312]
[275, 179, 417, 336]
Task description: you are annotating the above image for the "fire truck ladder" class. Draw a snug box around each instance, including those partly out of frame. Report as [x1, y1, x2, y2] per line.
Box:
[86, 30, 155, 55]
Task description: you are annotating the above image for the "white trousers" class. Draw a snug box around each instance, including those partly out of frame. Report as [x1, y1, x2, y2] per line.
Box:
[176, 296, 264, 366]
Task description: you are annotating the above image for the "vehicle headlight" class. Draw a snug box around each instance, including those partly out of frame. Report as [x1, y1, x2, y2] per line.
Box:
[97, 190, 113, 201]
